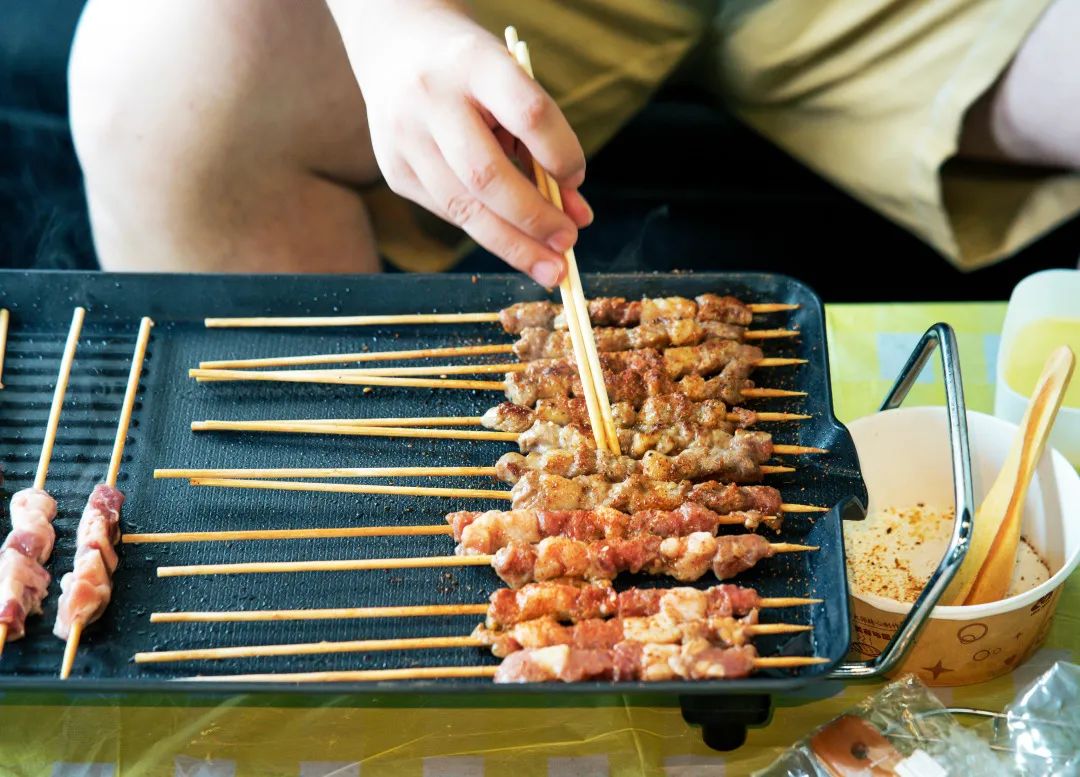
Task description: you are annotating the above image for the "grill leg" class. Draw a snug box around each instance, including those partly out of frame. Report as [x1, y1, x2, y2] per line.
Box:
[679, 694, 773, 751]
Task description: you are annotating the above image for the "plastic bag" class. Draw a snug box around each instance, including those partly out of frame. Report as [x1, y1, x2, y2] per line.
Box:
[989, 661, 1080, 776]
[755, 675, 1005, 776]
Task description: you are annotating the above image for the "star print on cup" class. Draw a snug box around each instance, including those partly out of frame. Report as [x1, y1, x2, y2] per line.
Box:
[921, 659, 953, 680]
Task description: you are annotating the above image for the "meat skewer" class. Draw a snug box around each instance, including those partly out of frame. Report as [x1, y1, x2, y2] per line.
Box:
[199, 418, 820, 460]
[447, 502, 786, 555]
[510, 323, 794, 360]
[147, 583, 821, 624]
[203, 294, 798, 331]
[210, 344, 803, 382]
[181, 475, 826, 517]
[483, 580, 797, 629]
[197, 320, 800, 371]
[493, 642, 782, 683]
[156, 428, 821, 485]
[472, 609, 790, 657]
[54, 317, 152, 679]
[133, 617, 807, 665]
[122, 500, 782, 546]
[193, 395, 810, 437]
[179, 653, 828, 683]
[192, 341, 779, 383]
[489, 532, 813, 587]
[188, 360, 804, 407]
[0, 307, 85, 655]
[155, 458, 794, 487]
[338, 341, 789, 379]
[155, 532, 816, 587]
[184, 366, 802, 406]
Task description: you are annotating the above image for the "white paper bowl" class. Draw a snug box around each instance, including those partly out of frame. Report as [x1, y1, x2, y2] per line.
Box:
[994, 269, 1080, 466]
[844, 407, 1080, 686]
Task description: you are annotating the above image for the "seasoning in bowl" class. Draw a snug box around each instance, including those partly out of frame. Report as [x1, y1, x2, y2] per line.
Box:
[844, 505, 1050, 604]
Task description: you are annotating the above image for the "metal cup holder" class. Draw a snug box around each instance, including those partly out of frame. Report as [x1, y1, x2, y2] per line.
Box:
[829, 323, 976, 679]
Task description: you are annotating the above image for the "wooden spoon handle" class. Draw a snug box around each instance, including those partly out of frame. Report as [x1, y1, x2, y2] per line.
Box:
[964, 346, 1075, 605]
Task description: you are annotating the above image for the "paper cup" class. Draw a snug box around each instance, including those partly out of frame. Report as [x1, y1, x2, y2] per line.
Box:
[844, 408, 1080, 686]
[994, 269, 1080, 467]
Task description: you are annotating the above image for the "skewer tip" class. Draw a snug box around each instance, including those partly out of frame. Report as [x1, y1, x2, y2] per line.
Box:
[60, 622, 82, 679]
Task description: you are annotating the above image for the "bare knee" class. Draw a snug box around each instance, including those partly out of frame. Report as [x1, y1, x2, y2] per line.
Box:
[69, 0, 382, 272]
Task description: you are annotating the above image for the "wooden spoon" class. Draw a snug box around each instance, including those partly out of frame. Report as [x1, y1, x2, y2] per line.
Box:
[943, 345, 1075, 606]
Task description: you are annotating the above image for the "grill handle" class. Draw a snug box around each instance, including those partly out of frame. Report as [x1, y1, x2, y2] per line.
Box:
[829, 322, 975, 679]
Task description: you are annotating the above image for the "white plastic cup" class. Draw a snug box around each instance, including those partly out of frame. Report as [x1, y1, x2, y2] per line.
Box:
[994, 269, 1080, 466]
[844, 408, 1080, 686]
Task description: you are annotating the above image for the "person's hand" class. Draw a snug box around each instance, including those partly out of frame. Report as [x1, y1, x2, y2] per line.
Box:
[326, 0, 590, 287]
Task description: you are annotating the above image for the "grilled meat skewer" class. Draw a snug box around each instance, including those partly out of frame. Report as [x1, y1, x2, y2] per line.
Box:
[448, 503, 783, 558]
[498, 294, 757, 334]
[485, 581, 773, 630]
[492, 532, 795, 588]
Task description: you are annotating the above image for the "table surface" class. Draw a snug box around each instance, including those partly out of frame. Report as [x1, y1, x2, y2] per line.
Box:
[1, 301, 1076, 777]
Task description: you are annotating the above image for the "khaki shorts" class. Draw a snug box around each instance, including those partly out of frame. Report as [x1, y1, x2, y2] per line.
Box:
[370, 0, 1080, 273]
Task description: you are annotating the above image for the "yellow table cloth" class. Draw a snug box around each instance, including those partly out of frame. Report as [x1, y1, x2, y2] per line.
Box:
[2, 302, 1076, 777]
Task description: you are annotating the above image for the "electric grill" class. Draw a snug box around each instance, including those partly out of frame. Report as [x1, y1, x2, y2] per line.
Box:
[0, 270, 972, 749]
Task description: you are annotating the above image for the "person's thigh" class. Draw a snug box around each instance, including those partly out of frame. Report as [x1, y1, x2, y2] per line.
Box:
[708, 0, 1080, 271]
[70, 0, 381, 272]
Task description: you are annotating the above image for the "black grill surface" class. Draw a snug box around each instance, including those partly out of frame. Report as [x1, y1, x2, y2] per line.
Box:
[0, 270, 865, 696]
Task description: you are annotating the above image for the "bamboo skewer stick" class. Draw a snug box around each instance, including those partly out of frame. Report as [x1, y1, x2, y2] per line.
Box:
[59, 623, 81, 680]
[186, 367, 806, 399]
[154, 463, 798, 480]
[0, 307, 85, 659]
[189, 410, 811, 433]
[35, 307, 85, 492]
[106, 318, 153, 488]
[136, 622, 812, 664]
[157, 542, 818, 578]
[200, 343, 515, 369]
[204, 422, 521, 440]
[183, 477, 830, 513]
[202, 305, 801, 329]
[743, 329, 799, 340]
[206, 313, 505, 328]
[188, 368, 506, 390]
[137, 636, 486, 663]
[181, 656, 828, 683]
[188, 423, 823, 453]
[158, 554, 494, 577]
[152, 603, 492, 623]
[0, 308, 8, 389]
[198, 346, 804, 371]
[158, 465, 499, 479]
[150, 596, 822, 624]
[61, 316, 153, 680]
[185, 666, 503, 682]
[193, 357, 806, 380]
[187, 477, 513, 500]
[124, 524, 457, 544]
